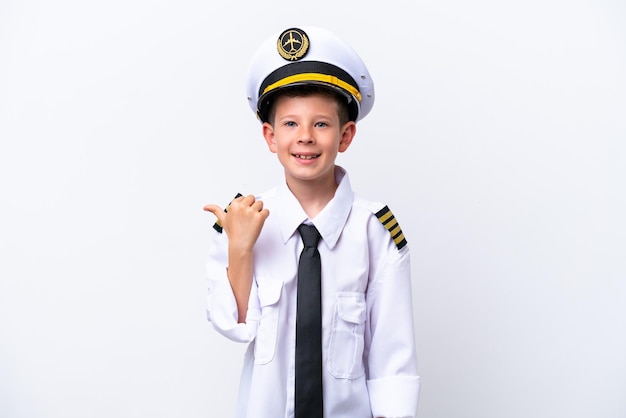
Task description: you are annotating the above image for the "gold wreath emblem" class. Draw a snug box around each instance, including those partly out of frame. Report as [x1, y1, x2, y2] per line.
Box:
[277, 28, 309, 61]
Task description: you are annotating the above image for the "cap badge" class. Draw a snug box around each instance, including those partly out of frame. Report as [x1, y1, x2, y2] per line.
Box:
[277, 28, 309, 61]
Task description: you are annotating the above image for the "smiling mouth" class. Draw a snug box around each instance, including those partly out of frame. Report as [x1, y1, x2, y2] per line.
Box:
[294, 154, 320, 160]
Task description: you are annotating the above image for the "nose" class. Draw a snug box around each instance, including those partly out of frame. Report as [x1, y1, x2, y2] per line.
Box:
[298, 125, 315, 143]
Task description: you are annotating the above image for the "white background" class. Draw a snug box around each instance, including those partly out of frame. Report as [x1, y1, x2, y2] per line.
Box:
[1, 0, 625, 417]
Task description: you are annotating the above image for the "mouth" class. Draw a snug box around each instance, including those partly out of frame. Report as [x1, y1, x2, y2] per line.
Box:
[293, 153, 320, 160]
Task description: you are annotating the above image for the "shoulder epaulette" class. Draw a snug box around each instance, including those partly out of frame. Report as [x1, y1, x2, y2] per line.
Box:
[375, 205, 407, 250]
[213, 193, 243, 233]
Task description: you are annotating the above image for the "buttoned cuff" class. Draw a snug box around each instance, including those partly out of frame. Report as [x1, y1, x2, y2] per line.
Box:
[367, 375, 420, 418]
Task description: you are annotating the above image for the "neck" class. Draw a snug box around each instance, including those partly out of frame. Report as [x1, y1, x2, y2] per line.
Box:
[286, 170, 338, 219]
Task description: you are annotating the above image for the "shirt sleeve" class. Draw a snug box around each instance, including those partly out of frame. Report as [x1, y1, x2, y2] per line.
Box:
[365, 241, 420, 417]
[206, 230, 260, 343]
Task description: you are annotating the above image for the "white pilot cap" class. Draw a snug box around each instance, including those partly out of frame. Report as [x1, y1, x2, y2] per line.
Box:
[245, 26, 375, 123]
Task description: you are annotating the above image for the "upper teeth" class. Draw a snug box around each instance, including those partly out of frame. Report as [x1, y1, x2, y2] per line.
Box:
[296, 154, 317, 160]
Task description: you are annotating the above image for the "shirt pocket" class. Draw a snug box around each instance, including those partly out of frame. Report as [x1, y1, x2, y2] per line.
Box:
[328, 292, 367, 379]
[254, 279, 283, 364]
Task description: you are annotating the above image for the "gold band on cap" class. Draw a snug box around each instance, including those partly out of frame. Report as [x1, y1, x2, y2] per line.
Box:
[262, 73, 362, 102]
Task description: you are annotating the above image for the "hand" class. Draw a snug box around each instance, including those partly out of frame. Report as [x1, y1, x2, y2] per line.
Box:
[204, 195, 270, 251]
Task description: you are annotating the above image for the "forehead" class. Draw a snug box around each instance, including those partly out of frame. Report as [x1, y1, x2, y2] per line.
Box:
[272, 94, 340, 116]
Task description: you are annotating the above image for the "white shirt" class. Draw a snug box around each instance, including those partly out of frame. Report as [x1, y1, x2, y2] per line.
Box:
[206, 166, 420, 418]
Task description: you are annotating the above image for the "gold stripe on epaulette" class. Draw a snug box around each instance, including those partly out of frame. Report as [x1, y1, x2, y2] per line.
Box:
[375, 205, 407, 250]
[212, 193, 243, 233]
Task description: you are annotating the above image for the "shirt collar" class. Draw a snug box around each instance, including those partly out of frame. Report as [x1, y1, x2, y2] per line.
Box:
[277, 166, 354, 250]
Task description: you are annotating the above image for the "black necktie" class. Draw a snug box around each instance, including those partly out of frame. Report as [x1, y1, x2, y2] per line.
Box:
[295, 224, 323, 417]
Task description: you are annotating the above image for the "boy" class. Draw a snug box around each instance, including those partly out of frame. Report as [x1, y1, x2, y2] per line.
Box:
[204, 26, 419, 418]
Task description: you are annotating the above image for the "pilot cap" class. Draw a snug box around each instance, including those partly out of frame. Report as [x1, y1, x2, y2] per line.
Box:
[246, 26, 375, 123]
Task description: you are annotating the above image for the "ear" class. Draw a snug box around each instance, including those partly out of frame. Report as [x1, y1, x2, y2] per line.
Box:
[262, 122, 277, 153]
[338, 121, 357, 153]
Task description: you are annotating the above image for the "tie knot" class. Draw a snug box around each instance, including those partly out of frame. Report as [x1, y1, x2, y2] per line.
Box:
[298, 224, 321, 248]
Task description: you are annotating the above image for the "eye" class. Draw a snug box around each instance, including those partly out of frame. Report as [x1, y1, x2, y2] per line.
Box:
[315, 121, 329, 128]
[284, 121, 296, 127]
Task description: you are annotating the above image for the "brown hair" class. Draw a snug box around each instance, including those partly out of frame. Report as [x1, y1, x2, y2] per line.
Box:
[265, 85, 351, 126]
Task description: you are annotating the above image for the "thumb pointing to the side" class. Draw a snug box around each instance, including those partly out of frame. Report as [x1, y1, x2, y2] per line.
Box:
[203, 204, 225, 225]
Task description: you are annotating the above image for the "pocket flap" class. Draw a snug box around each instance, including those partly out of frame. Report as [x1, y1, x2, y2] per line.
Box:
[336, 293, 366, 324]
[257, 280, 283, 307]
